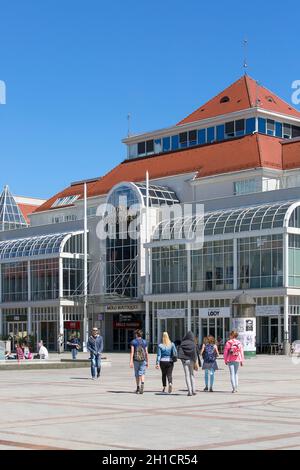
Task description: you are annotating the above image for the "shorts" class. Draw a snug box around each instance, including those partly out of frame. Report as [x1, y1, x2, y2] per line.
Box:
[133, 360, 147, 377]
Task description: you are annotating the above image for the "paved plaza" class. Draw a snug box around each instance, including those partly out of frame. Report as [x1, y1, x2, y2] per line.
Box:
[0, 353, 299, 450]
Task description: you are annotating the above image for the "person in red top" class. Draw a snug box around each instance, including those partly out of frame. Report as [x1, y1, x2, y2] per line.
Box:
[223, 330, 244, 393]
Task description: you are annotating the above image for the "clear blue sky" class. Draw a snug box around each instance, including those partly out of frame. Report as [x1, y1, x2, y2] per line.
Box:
[0, 0, 299, 199]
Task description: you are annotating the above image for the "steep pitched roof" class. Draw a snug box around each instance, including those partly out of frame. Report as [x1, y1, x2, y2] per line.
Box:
[0, 186, 28, 231]
[177, 75, 300, 125]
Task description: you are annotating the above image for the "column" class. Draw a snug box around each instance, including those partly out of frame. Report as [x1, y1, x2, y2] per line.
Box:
[157, 318, 162, 348]
[0, 264, 2, 336]
[187, 299, 192, 331]
[145, 300, 150, 344]
[283, 295, 289, 355]
[233, 238, 238, 290]
[152, 303, 155, 348]
[59, 305, 64, 336]
[27, 261, 32, 334]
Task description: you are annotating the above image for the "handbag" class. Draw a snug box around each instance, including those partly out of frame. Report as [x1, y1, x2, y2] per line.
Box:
[170, 343, 178, 363]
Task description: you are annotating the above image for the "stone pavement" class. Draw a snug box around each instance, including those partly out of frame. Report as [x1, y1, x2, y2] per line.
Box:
[0, 353, 299, 450]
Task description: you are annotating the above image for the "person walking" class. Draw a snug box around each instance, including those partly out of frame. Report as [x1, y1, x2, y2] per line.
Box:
[67, 334, 80, 360]
[178, 331, 198, 396]
[156, 332, 177, 393]
[223, 330, 244, 393]
[87, 327, 103, 380]
[130, 329, 149, 395]
[200, 335, 219, 392]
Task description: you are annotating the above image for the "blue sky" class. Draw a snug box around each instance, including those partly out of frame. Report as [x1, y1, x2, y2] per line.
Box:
[0, 0, 299, 199]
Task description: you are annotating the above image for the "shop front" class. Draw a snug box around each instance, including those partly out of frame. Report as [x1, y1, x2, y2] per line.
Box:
[199, 307, 231, 351]
[64, 320, 81, 349]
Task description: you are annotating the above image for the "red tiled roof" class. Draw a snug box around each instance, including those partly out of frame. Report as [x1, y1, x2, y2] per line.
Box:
[18, 204, 39, 223]
[35, 134, 300, 214]
[177, 76, 300, 125]
[34, 181, 97, 213]
[86, 134, 282, 195]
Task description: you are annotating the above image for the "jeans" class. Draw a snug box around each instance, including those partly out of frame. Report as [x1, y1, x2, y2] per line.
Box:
[228, 361, 239, 390]
[71, 348, 78, 360]
[205, 368, 215, 388]
[160, 361, 174, 387]
[133, 360, 147, 378]
[90, 354, 101, 378]
[182, 360, 196, 395]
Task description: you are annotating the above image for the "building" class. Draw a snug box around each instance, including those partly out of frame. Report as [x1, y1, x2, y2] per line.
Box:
[1, 75, 300, 352]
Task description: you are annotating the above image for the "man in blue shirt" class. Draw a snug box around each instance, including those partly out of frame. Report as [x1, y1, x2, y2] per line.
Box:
[87, 327, 103, 380]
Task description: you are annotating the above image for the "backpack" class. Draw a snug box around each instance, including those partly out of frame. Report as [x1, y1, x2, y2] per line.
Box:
[134, 340, 146, 362]
[203, 344, 216, 363]
[229, 340, 241, 357]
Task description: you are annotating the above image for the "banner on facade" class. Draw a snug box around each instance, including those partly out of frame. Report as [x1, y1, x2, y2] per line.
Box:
[231, 317, 256, 355]
[256, 306, 281, 316]
[157, 309, 186, 319]
[105, 304, 144, 312]
[199, 307, 231, 319]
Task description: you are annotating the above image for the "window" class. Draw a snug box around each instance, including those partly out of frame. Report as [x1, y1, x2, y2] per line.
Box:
[163, 137, 171, 152]
[188, 130, 197, 146]
[220, 96, 230, 103]
[64, 214, 77, 222]
[146, 140, 154, 154]
[258, 118, 266, 134]
[233, 179, 258, 195]
[266, 119, 275, 136]
[235, 119, 245, 136]
[225, 121, 234, 138]
[128, 144, 137, 159]
[207, 127, 215, 143]
[292, 126, 300, 138]
[283, 123, 292, 139]
[87, 207, 97, 217]
[52, 195, 79, 208]
[52, 216, 63, 224]
[171, 135, 179, 150]
[154, 139, 162, 154]
[198, 129, 206, 144]
[137, 141, 146, 155]
[179, 132, 188, 148]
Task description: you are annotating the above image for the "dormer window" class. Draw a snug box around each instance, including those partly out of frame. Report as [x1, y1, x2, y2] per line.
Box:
[220, 96, 230, 103]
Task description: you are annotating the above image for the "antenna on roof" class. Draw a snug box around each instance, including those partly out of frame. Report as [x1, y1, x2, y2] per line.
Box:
[243, 38, 248, 75]
[127, 113, 131, 137]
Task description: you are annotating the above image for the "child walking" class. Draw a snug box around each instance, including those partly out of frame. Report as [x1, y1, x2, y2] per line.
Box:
[200, 335, 219, 392]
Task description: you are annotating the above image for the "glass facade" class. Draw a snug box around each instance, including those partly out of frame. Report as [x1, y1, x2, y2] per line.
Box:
[152, 245, 187, 294]
[1, 262, 28, 302]
[191, 240, 233, 292]
[151, 202, 300, 295]
[238, 235, 283, 289]
[31, 259, 59, 301]
[63, 258, 84, 297]
[106, 186, 139, 298]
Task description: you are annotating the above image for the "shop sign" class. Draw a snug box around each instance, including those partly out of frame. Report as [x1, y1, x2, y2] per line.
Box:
[64, 321, 81, 330]
[231, 317, 256, 353]
[157, 309, 186, 319]
[6, 315, 27, 322]
[113, 321, 141, 329]
[256, 306, 281, 316]
[106, 304, 143, 312]
[199, 308, 231, 319]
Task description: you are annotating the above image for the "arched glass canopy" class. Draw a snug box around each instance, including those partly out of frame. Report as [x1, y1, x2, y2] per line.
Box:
[107, 182, 179, 208]
[152, 200, 300, 241]
[0, 231, 84, 260]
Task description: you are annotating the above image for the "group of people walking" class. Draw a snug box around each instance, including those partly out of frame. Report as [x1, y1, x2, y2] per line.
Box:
[129, 328, 244, 395]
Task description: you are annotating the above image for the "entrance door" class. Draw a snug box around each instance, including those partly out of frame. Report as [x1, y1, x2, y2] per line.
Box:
[41, 322, 57, 351]
[200, 318, 228, 348]
[164, 319, 185, 344]
[113, 328, 135, 351]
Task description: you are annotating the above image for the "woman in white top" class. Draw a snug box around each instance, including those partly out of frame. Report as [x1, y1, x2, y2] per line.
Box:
[38, 341, 49, 359]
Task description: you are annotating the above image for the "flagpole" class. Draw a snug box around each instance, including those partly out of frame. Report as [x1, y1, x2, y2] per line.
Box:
[145, 171, 150, 343]
[83, 182, 88, 352]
